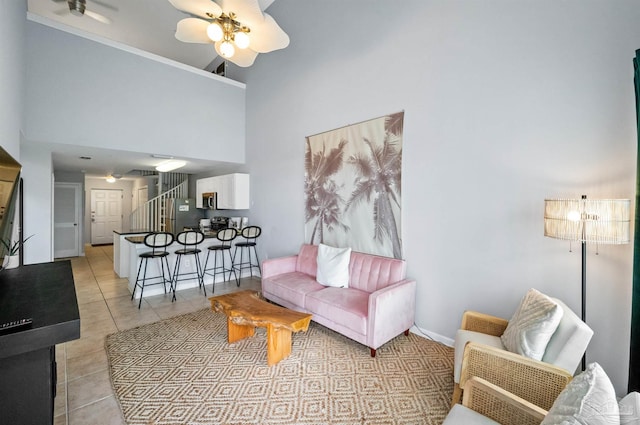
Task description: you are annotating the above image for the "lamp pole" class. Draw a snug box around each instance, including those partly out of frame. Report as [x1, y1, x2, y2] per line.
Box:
[581, 194, 587, 371]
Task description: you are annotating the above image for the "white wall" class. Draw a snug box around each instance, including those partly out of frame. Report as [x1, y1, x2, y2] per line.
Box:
[243, 0, 640, 394]
[0, 0, 26, 159]
[20, 143, 53, 264]
[23, 20, 246, 164]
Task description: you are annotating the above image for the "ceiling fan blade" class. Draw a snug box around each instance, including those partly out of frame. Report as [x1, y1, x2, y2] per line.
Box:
[214, 41, 258, 67]
[85, 9, 111, 24]
[175, 18, 211, 43]
[90, 0, 118, 12]
[248, 13, 289, 53]
[218, 0, 263, 27]
[168, 0, 222, 20]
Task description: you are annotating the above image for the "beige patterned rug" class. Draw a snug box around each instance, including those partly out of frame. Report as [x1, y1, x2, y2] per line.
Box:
[106, 308, 454, 425]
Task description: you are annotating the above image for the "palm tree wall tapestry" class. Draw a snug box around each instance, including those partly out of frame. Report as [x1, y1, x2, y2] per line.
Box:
[305, 112, 403, 259]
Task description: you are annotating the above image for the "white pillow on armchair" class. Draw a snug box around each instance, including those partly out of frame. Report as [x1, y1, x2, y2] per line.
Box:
[501, 288, 564, 360]
[541, 362, 619, 425]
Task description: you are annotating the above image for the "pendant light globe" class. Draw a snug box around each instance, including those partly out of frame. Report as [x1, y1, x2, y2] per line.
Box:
[220, 40, 235, 58]
[206, 22, 223, 42]
[234, 31, 250, 49]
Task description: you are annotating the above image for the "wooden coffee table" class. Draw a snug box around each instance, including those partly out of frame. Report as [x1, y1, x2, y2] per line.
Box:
[209, 290, 312, 366]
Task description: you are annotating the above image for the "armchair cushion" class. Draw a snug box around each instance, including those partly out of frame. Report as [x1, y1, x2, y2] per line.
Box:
[541, 362, 619, 425]
[542, 298, 594, 374]
[443, 404, 501, 425]
[453, 330, 504, 383]
[501, 288, 563, 361]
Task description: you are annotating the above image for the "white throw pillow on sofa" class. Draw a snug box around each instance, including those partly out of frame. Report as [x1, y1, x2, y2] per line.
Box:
[541, 362, 619, 425]
[501, 288, 563, 361]
[316, 243, 351, 288]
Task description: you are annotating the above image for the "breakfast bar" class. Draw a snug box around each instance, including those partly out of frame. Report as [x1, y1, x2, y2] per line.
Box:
[122, 230, 240, 299]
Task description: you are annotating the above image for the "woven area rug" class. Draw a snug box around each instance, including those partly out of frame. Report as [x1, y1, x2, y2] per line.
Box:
[106, 308, 454, 425]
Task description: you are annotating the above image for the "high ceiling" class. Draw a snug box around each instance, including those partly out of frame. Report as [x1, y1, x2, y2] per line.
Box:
[25, 0, 275, 178]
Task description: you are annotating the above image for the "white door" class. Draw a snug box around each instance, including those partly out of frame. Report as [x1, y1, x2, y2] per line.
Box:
[54, 183, 82, 258]
[137, 186, 148, 210]
[91, 189, 122, 245]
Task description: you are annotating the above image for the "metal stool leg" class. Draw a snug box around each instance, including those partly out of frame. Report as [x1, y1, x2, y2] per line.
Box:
[172, 254, 182, 302]
[228, 248, 239, 286]
[195, 253, 206, 296]
[252, 245, 261, 275]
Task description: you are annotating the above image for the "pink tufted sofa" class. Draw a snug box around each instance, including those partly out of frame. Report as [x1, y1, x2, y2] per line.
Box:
[261, 244, 416, 357]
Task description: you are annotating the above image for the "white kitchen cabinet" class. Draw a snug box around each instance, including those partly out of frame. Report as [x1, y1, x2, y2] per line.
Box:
[196, 173, 250, 209]
[217, 173, 250, 209]
[195, 176, 216, 208]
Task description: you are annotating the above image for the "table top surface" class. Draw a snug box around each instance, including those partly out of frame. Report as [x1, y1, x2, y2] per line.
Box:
[209, 290, 312, 332]
[125, 229, 238, 244]
[0, 261, 80, 358]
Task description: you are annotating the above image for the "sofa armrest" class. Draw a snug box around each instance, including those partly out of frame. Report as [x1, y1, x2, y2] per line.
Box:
[461, 311, 508, 336]
[460, 342, 572, 411]
[367, 279, 416, 349]
[261, 255, 298, 279]
[462, 376, 547, 425]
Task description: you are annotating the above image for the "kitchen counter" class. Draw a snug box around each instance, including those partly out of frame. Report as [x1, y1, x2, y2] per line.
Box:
[124, 229, 236, 244]
[123, 230, 242, 300]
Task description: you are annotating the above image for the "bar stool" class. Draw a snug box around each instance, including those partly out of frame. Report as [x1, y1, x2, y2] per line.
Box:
[202, 228, 238, 292]
[233, 226, 261, 283]
[131, 232, 174, 309]
[171, 230, 206, 301]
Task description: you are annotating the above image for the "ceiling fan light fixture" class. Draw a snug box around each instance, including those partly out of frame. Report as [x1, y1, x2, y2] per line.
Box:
[170, 0, 290, 67]
[206, 22, 223, 42]
[220, 40, 235, 58]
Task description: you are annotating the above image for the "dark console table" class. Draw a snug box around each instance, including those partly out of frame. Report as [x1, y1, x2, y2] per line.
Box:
[0, 261, 80, 424]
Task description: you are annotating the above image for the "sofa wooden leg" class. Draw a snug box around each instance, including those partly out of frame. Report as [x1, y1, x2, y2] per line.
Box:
[404, 329, 409, 336]
[370, 348, 376, 357]
[451, 383, 462, 408]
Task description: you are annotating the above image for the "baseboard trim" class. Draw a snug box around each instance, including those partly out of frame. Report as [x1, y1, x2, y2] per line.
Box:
[409, 325, 454, 347]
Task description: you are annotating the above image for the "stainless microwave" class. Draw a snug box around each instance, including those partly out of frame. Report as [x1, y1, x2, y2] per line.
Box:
[202, 192, 217, 209]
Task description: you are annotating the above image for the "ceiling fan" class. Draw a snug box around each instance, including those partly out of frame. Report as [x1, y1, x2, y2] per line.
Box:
[167, 0, 289, 67]
[52, 0, 117, 25]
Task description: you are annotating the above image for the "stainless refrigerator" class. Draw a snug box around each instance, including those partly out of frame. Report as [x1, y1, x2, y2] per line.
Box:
[165, 198, 204, 233]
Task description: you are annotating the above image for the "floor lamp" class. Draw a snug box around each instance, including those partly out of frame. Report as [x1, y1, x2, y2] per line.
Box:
[544, 195, 630, 370]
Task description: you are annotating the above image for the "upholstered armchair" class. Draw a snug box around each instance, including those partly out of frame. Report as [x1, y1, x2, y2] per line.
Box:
[444, 376, 549, 425]
[452, 293, 593, 411]
[445, 362, 640, 425]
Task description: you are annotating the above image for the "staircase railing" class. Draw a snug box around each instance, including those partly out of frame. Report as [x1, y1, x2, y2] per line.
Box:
[130, 180, 188, 232]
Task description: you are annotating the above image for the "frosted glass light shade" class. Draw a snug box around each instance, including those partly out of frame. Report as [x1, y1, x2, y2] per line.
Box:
[234, 31, 250, 49]
[544, 198, 630, 244]
[220, 40, 235, 58]
[206, 22, 223, 41]
[156, 160, 186, 172]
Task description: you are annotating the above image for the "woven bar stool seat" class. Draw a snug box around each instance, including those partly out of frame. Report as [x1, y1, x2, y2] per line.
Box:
[131, 232, 174, 309]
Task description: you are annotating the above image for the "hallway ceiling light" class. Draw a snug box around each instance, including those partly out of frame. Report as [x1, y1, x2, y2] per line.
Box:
[168, 0, 289, 67]
[106, 175, 116, 183]
[156, 159, 186, 172]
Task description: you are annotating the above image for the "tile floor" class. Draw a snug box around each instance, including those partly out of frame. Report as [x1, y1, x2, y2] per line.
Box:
[54, 244, 261, 425]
